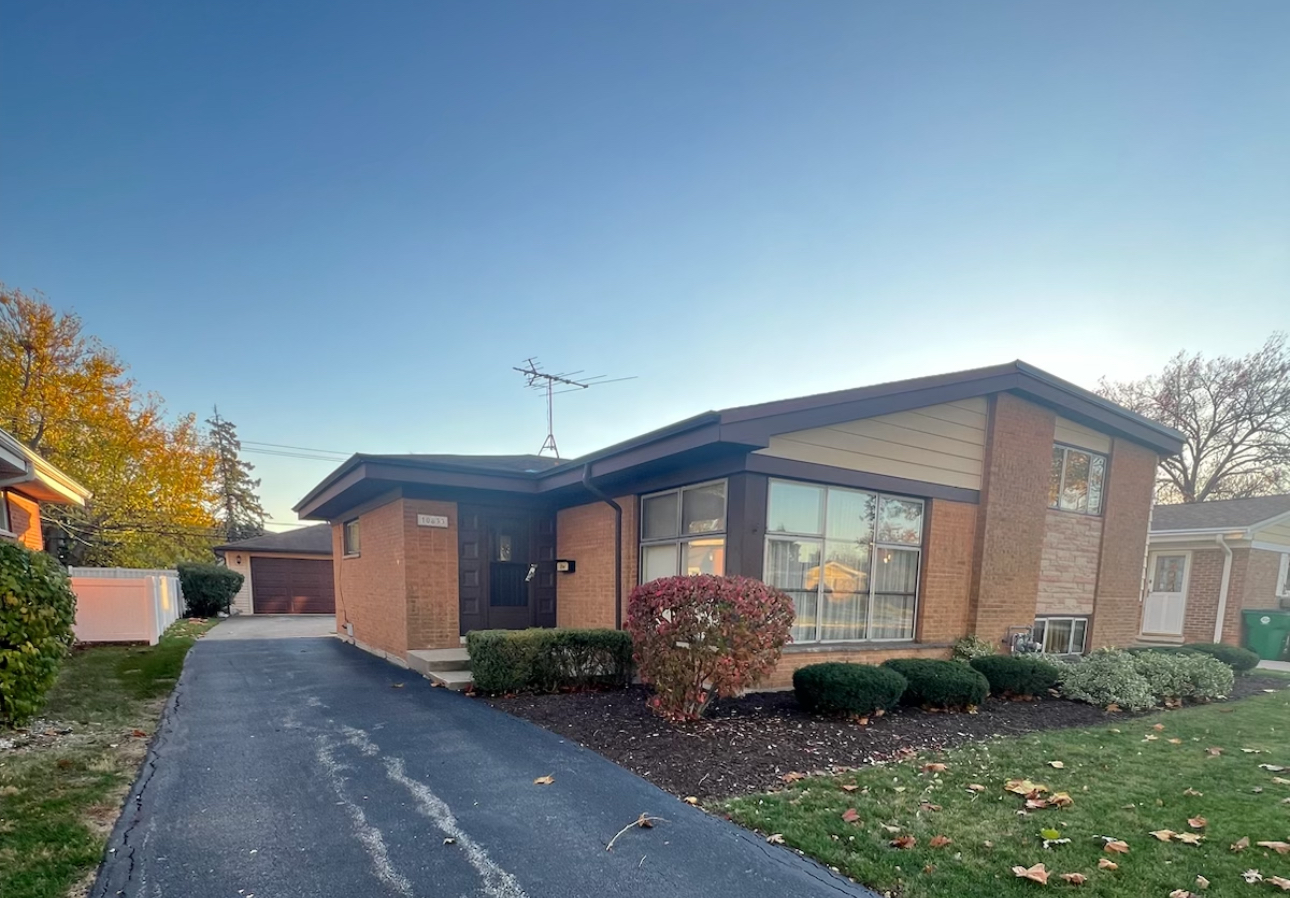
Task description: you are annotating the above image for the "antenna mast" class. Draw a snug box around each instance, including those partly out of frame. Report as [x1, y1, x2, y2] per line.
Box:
[514, 358, 634, 457]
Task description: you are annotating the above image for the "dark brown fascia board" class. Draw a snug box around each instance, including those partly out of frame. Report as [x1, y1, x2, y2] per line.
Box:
[745, 454, 981, 504]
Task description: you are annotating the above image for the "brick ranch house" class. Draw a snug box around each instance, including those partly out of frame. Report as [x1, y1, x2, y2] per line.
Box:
[294, 361, 1183, 688]
[0, 426, 90, 551]
[1142, 495, 1290, 647]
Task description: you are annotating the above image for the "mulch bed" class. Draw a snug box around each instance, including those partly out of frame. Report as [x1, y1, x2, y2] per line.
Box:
[487, 675, 1287, 801]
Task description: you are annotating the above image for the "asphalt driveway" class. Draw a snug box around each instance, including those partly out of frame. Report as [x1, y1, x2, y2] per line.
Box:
[93, 635, 874, 898]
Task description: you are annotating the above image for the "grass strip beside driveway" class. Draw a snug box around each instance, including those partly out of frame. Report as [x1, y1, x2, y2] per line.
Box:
[0, 618, 217, 898]
[722, 689, 1290, 897]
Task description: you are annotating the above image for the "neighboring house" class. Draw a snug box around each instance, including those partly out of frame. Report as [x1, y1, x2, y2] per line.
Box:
[1143, 495, 1290, 647]
[0, 426, 90, 551]
[214, 524, 335, 615]
[294, 361, 1183, 687]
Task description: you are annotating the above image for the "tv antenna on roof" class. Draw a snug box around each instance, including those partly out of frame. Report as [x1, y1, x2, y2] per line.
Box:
[514, 358, 635, 458]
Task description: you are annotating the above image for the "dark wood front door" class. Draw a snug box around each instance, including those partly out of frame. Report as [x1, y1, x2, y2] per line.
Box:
[458, 505, 557, 634]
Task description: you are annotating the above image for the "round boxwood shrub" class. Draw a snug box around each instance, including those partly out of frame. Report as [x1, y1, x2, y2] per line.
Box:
[626, 574, 795, 721]
[881, 658, 989, 709]
[969, 654, 1063, 697]
[0, 541, 78, 726]
[176, 562, 244, 617]
[1182, 642, 1260, 673]
[793, 662, 908, 717]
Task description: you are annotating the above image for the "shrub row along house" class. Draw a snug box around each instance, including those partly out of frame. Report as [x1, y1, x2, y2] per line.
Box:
[295, 361, 1183, 687]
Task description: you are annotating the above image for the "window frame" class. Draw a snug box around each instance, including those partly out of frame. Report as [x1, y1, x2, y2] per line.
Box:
[0, 491, 10, 535]
[1049, 443, 1108, 517]
[763, 478, 924, 645]
[638, 479, 728, 583]
[1277, 553, 1290, 599]
[342, 518, 361, 557]
[1032, 616, 1089, 655]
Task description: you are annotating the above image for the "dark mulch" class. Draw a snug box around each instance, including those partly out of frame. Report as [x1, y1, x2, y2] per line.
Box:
[487, 675, 1287, 801]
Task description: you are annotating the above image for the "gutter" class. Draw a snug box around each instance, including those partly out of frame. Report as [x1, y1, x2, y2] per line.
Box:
[1213, 534, 1235, 644]
[581, 464, 623, 630]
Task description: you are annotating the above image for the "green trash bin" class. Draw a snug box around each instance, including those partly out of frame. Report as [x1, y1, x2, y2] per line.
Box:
[1242, 609, 1290, 661]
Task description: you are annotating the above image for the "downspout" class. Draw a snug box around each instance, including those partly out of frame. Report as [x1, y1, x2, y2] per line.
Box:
[581, 464, 623, 630]
[1213, 534, 1234, 644]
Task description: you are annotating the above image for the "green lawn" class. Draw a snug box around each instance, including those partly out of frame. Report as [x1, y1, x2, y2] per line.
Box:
[722, 690, 1290, 897]
[0, 618, 218, 898]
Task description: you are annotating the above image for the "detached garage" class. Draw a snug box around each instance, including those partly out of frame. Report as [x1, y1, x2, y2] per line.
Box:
[215, 524, 335, 614]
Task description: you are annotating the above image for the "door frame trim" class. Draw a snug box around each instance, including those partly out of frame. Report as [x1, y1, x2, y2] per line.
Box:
[1140, 549, 1192, 637]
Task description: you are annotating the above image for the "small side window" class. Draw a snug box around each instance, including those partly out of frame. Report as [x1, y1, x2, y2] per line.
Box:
[343, 518, 361, 557]
[0, 491, 10, 534]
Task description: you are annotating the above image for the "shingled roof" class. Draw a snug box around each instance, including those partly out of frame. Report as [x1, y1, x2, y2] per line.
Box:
[214, 523, 333, 555]
[1151, 495, 1290, 533]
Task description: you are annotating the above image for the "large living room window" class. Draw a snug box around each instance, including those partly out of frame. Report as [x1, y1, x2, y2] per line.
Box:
[1049, 444, 1107, 515]
[639, 480, 727, 583]
[764, 480, 923, 643]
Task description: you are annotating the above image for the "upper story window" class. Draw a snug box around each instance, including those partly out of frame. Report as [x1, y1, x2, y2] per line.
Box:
[1049, 444, 1107, 516]
[343, 518, 361, 556]
[763, 479, 923, 644]
[639, 480, 727, 583]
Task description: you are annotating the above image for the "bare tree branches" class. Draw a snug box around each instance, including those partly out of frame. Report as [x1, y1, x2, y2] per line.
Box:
[1099, 333, 1290, 503]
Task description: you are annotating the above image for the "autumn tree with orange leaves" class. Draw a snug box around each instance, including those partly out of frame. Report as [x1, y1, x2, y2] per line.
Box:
[0, 285, 222, 566]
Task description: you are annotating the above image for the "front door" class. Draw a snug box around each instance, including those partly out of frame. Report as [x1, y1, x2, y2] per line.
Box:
[486, 516, 533, 630]
[458, 505, 557, 635]
[1142, 552, 1189, 637]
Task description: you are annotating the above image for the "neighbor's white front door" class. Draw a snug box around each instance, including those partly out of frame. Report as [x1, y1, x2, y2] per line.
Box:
[1142, 552, 1189, 636]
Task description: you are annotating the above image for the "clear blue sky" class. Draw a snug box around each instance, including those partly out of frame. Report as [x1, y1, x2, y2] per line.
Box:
[3, 1, 1288, 525]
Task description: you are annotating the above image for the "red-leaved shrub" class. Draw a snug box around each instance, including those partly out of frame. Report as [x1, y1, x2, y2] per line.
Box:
[626, 574, 795, 721]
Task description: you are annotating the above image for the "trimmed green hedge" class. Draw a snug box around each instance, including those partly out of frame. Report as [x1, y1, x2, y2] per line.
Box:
[0, 541, 77, 725]
[969, 654, 1063, 697]
[177, 563, 243, 617]
[1182, 642, 1260, 673]
[882, 658, 989, 709]
[466, 628, 632, 694]
[793, 663, 908, 717]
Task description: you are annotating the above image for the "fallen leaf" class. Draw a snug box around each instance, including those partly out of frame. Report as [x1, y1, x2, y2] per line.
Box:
[443, 837, 455, 845]
[922, 762, 948, 773]
[922, 864, 936, 874]
[1184, 787, 1204, 796]
[1243, 869, 1264, 884]
[1196, 874, 1210, 890]
[929, 835, 953, 848]
[766, 833, 785, 845]
[533, 775, 555, 785]
[1048, 761, 1065, 769]
[131, 729, 147, 738]
[840, 784, 859, 792]
[1060, 873, 1086, 885]
[1206, 747, 1223, 757]
[1049, 792, 1073, 808]
[1150, 830, 1177, 842]
[1026, 798, 1050, 810]
[890, 835, 917, 850]
[1254, 787, 1265, 794]
[920, 802, 942, 812]
[967, 783, 986, 793]
[1175, 833, 1203, 845]
[1257, 841, 1290, 854]
[1273, 777, 1290, 785]
[636, 813, 654, 829]
[1232, 836, 1251, 852]
[1144, 734, 1159, 742]
[1104, 840, 1130, 854]
[1006, 779, 1048, 795]
[1098, 858, 1119, 870]
[682, 796, 699, 806]
[1041, 828, 1062, 840]
[1153, 724, 1166, 731]
[841, 808, 861, 824]
[1168, 738, 1184, 745]
[1169, 891, 1196, 898]
[1105, 705, 1121, 713]
[1259, 764, 1288, 772]
[1269, 876, 1290, 891]
[1188, 816, 1207, 829]
[781, 771, 806, 784]
[1011, 863, 1049, 884]
[984, 840, 994, 848]
[1242, 748, 1264, 754]
[881, 824, 902, 834]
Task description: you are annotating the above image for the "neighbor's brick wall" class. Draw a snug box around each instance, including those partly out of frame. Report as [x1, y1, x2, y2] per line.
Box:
[970, 393, 1056, 645]
[1241, 548, 1285, 612]
[1037, 510, 1102, 616]
[917, 499, 977, 643]
[1181, 549, 1226, 644]
[1089, 438, 1159, 649]
[5, 492, 43, 551]
[1181, 547, 1285, 646]
[763, 644, 951, 691]
[555, 495, 636, 630]
[334, 498, 408, 658]
[403, 499, 460, 650]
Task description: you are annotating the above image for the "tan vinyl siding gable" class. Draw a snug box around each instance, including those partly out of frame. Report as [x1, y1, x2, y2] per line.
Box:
[1255, 520, 1290, 549]
[1054, 416, 1113, 454]
[754, 398, 987, 490]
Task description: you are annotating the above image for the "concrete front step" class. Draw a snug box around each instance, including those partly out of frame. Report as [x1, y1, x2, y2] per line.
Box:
[407, 648, 471, 675]
[426, 669, 474, 691]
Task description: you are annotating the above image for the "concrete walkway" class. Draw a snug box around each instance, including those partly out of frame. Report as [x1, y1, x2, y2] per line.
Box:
[202, 614, 337, 640]
[93, 636, 874, 898]
[1258, 659, 1290, 672]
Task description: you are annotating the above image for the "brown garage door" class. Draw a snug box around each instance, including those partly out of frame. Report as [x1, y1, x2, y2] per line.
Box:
[251, 557, 335, 614]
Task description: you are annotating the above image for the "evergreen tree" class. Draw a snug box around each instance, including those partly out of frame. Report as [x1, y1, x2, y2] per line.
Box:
[207, 407, 267, 542]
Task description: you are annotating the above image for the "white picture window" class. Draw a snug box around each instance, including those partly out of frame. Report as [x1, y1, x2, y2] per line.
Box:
[764, 480, 923, 643]
[1032, 617, 1088, 655]
[638, 480, 727, 583]
[1049, 445, 1107, 516]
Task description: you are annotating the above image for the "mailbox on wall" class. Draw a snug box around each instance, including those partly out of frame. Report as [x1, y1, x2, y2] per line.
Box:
[555, 559, 576, 573]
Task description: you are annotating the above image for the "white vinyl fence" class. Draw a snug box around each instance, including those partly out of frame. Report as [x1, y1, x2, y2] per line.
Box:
[68, 567, 183, 645]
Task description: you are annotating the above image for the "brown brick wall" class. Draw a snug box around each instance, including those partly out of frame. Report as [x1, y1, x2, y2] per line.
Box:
[970, 393, 1056, 645]
[1089, 438, 1159, 649]
[1241, 548, 1285, 611]
[333, 498, 408, 658]
[555, 495, 637, 629]
[403, 499, 460, 650]
[1037, 510, 1102, 615]
[1181, 548, 1226, 644]
[4, 492, 43, 551]
[1179, 547, 1284, 646]
[763, 644, 951, 690]
[917, 498, 977, 643]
